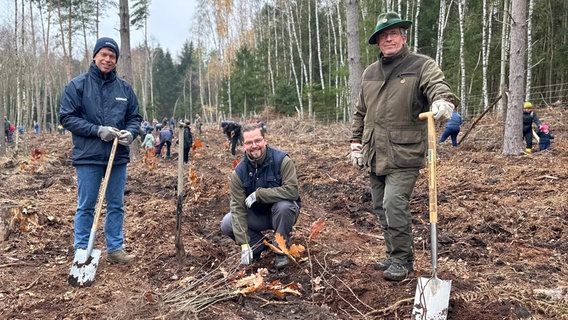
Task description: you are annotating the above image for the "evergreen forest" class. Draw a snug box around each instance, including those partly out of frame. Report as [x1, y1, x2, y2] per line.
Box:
[1, 0, 567, 132]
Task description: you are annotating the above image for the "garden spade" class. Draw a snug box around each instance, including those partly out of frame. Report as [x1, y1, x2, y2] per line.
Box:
[412, 112, 452, 320]
[68, 137, 119, 287]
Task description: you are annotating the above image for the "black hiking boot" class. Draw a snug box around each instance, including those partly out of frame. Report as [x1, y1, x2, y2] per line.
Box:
[274, 255, 290, 270]
[374, 258, 414, 272]
[383, 263, 412, 281]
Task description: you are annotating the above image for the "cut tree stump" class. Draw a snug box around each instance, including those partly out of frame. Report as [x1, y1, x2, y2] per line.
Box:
[0, 205, 24, 241]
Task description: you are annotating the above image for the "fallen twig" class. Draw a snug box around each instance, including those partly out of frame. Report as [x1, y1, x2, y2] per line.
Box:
[364, 297, 414, 317]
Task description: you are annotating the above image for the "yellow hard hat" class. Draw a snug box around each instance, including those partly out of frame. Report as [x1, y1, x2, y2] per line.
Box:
[524, 101, 533, 108]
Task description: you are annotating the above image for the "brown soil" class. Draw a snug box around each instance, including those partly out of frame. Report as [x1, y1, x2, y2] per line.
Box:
[1, 107, 567, 320]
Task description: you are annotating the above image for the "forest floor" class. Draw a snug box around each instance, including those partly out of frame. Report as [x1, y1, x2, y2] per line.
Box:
[1, 106, 567, 320]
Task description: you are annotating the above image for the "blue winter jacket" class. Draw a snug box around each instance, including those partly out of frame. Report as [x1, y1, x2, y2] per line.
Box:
[445, 112, 463, 130]
[59, 62, 142, 166]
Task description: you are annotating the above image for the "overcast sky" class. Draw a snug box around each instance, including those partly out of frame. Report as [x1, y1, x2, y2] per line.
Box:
[1, 0, 197, 59]
[101, 0, 197, 58]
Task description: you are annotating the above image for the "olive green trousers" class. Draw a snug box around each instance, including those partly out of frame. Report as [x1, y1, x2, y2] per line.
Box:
[369, 170, 419, 265]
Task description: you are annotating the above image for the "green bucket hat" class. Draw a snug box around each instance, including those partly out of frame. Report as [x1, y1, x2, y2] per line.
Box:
[368, 12, 412, 45]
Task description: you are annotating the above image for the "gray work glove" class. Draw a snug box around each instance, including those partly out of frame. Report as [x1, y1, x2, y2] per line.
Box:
[241, 244, 253, 265]
[97, 126, 119, 142]
[350, 143, 364, 169]
[245, 192, 257, 208]
[431, 99, 455, 120]
[117, 130, 133, 146]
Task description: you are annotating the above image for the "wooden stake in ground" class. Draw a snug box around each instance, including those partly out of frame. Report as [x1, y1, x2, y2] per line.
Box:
[176, 121, 186, 258]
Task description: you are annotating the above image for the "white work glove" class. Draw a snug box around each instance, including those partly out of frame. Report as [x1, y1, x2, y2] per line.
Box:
[431, 99, 455, 120]
[117, 130, 133, 146]
[245, 192, 257, 208]
[241, 244, 254, 265]
[350, 143, 364, 169]
[97, 126, 119, 142]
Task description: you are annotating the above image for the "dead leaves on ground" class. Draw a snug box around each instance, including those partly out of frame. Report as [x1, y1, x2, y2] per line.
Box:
[233, 267, 302, 299]
[232, 221, 326, 300]
[308, 219, 325, 243]
[263, 233, 306, 265]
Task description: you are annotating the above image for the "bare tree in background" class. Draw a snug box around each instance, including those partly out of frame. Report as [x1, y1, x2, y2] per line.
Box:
[498, 0, 510, 113]
[457, 0, 466, 113]
[525, 0, 536, 101]
[345, 0, 361, 121]
[503, 0, 526, 156]
[119, 0, 134, 84]
[131, 0, 152, 120]
[481, 0, 494, 110]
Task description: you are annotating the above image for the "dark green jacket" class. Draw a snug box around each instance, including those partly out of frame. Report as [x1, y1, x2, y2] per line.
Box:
[351, 45, 458, 175]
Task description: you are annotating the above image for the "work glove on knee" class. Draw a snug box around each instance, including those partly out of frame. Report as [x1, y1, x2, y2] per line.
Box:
[245, 192, 257, 208]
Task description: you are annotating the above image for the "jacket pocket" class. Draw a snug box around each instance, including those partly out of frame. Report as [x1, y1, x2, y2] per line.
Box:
[361, 127, 375, 167]
[388, 129, 425, 168]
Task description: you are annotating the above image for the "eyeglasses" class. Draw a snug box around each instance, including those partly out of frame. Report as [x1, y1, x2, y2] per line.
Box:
[378, 30, 401, 40]
[243, 138, 265, 147]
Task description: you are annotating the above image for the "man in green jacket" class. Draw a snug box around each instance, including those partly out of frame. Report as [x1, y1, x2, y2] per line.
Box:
[221, 123, 301, 270]
[350, 12, 458, 281]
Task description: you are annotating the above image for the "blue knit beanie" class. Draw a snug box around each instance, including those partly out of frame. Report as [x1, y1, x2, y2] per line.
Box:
[93, 37, 120, 60]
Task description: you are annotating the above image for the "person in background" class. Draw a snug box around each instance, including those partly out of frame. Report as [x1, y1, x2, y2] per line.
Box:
[438, 108, 463, 147]
[257, 120, 267, 135]
[537, 123, 554, 151]
[59, 37, 142, 264]
[34, 120, 39, 134]
[4, 117, 12, 142]
[522, 101, 541, 153]
[182, 120, 193, 164]
[220, 123, 301, 270]
[221, 121, 242, 156]
[350, 12, 458, 281]
[153, 131, 161, 156]
[140, 129, 155, 156]
[195, 114, 203, 134]
[156, 124, 173, 159]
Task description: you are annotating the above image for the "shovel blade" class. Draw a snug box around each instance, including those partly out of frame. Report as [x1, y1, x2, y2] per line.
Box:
[412, 276, 452, 320]
[68, 248, 101, 287]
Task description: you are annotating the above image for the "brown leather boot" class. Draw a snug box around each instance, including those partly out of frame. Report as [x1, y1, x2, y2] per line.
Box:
[107, 250, 135, 264]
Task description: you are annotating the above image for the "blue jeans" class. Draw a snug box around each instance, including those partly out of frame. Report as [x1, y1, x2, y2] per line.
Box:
[74, 164, 127, 253]
[438, 126, 460, 147]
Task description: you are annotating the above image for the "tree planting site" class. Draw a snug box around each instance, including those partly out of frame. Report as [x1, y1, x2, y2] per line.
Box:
[1, 109, 567, 319]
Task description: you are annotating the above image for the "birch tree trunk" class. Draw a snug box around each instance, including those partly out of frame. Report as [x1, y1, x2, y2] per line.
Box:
[285, 2, 304, 118]
[525, 0, 535, 101]
[307, 0, 314, 117]
[498, 0, 510, 113]
[503, 0, 526, 156]
[39, 0, 53, 135]
[15, 0, 22, 151]
[413, 0, 421, 53]
[457, 0, 466, 113]
[315, 0, 325, 90]
[345, 0, 362, 120]
[435, 0, 447, 66]
[481, 0, 495, 110]
[56, 0, 71, 82]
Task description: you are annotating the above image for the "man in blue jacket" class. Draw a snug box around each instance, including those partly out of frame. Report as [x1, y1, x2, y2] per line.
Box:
[59, 37, 142, 264]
